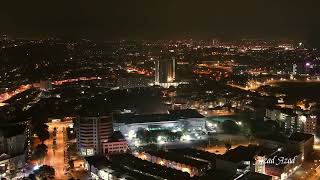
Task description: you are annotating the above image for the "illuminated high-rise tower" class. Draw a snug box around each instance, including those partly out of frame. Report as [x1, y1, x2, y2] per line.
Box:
[155, 58, 176, 84]
[292, 64, 297, 75]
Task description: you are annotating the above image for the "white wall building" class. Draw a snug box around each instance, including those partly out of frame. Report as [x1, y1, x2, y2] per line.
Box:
[76, 116, 113, 156]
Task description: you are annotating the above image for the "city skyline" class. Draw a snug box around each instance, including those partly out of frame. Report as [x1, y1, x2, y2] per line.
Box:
[0, 1, 320, 45]
[2, 1, 320, 180]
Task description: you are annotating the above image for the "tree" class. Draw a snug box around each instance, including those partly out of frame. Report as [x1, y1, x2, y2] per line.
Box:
[35, 124, 50, 143]
[38, 129, 50, 143]
[32, 143, 48, 164]
[67, 143, 77, 157]
[220, 120, 240, 134]
[68, 160, 74, 169]
[136, 128, 150, 143]
[136, 128, 146, 139]
[27, 174, 36, 180]
[33, 165, 55, 180]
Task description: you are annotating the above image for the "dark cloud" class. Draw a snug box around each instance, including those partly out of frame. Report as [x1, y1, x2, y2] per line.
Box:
[0, 0, 319, 42]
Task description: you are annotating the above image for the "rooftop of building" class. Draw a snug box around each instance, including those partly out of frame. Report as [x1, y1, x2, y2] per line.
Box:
[84, 155, 110, 169]
[216, 145, 259, 163]
[256, 134, 288, 143]
[0, 115, 31, 126]
[170, 148, 216, 163]
[197, 169, 233, 180]
[108, 131, 126, 142]
[169, 109, 204, 118]
[238, 172, 272, 180]
[113, 113, 177, 124]
[256, 147, 277, 157]
[78, 113, 111, 118]
[110, 153, 191, 180]
[280, 108, 297, 116]
[274, 150, 301, 158]
[86, 155, 158, 180]
[77, 104, 112, 117]
[145, 150, 209, 168]
[267, 106, 297, 116]
[265, 150, 301, 169]
[113, 109, 204, 124]
[0, 124, 26, 138]
[288, 132, 314, 142]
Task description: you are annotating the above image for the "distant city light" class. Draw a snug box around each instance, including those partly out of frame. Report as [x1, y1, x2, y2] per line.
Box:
[181, 134, 191, 141]
[128, 130, 136, 140]
[33, 165, 40, 171]
[134, 140, 140, 147]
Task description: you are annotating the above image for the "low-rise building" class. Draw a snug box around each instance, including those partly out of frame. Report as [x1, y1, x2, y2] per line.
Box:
[113, 110, 206, 142]
[170, 148, 216, 168]
[0, 121, 31, 179]
[263, 151, 302, 180]
[102, 131, 128, 154]
[137, 150, 210, 177]
[288, 132, 314, 160]
[84, 154, 192, 180]
[215, 145, 258, 178]
[238, 172, 272, 180]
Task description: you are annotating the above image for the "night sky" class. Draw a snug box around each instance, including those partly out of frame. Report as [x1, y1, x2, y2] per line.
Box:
[1, 1, 320, 43]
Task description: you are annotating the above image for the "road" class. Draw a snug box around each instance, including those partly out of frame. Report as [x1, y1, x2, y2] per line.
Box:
[309, 167, 320, 180]
[288, 150, 320, 180]
[227, 79, 320, 93]
[0, 76, 100, 105]
[0, 84, 31, 104]
[44, 124, 69, 180]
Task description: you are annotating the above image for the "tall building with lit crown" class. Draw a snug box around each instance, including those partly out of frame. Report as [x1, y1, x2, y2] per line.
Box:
[155, 58, 177, 88]
[75, 115, 113, 156]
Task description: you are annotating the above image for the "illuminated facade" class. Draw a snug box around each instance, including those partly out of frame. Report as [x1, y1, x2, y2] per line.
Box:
[303, 115, 317, 135]
[113, 117, 206, 141]
[136, 151, 208, 177]
[255, 149, 302, 180]
[0, 121, 31, 179]
[155, 58, 177, 87]
[102, 131, 128, 154]
[292, 64, 297, 75]
[284, 116, 304, 134]
[76, 116, 113, 156]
